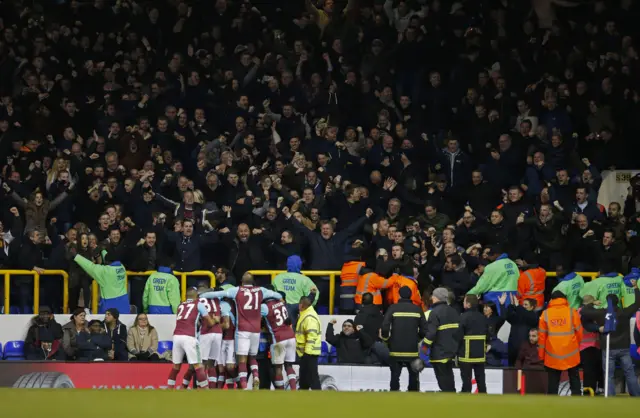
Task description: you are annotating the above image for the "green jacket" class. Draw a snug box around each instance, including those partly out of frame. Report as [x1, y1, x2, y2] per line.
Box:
[74, 254, 128, 313]
[273, 272, 318, 305]
[552, 273, 585, 309]
[580, 280, 600, 300]
[468, 255, 519, 295]
[143, 271, 181, 314]
[591, 274, 625, 309]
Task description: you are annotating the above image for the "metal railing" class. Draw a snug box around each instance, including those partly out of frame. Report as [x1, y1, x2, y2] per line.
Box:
[91, 270, 216, 314]
[248, 270, 341, 313]
[1, 270, 69, 315]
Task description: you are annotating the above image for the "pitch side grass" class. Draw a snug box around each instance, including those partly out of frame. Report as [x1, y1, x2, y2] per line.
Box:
[0, 390, 636, 418]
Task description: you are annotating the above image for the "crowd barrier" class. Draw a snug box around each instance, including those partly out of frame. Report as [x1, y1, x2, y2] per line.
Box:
[0, 269, 619, 315]
[1, 270, 214, 314]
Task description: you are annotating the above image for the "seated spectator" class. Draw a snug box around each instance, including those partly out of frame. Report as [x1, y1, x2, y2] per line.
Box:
[103, 308, 128, 361]
[127, 313, 160, 362]
[24, 306, 64, 360]
[325, 319, 373, 364]
[515, 329, 543, 369]
[61, 308, 88, 360]
[76, 320, 112, 362]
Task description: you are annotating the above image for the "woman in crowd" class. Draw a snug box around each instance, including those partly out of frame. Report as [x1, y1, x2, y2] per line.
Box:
[61, 308, 87, 360]
[127, 313, 160, 361]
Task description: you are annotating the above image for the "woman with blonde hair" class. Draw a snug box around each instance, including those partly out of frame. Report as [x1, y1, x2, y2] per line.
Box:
[127, 313, 160, 361]
[46, 158, 70, 191]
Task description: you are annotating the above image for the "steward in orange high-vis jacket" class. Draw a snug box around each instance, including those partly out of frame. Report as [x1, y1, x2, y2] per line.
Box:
[538, 291, 583, 395]
[517, 265, 546, 307]
[340, 260, 365, 313]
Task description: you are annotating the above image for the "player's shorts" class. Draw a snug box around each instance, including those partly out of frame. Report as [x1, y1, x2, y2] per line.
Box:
[200, 332, 222, 362]
[235, 331, 260, 356]
[220, 339, 236, 365]
[270, 338, 297, 365]
[172, 335, 201, 365]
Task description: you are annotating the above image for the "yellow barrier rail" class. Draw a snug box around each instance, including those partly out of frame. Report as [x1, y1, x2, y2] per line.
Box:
[91, 270, 216, 314]
[546, 272, 599, 280]
[248, 270, 341, 313]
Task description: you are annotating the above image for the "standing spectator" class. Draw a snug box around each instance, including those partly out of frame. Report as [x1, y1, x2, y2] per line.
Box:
[296, 297, 321, 390]
[11, 228, 49, 313]
[581, 289, 640, 397]
[381, 286, 428, 392]
[423, 287, 460, 392]
[457, 295, 488, 393]
[127, 313, 160, 362]
[354, 292, 388, 365]
[538, 291, 583, 395]
[325, 319, 373, 364]
[24, 306, 64, 360]
[66, 233, 100, 312]
[273, 255, 318, 327]
[505, 295, 540, 366]
[103, 308, 128, 361]
[552, 265, 585, 309]
[579, 295, 603, 395]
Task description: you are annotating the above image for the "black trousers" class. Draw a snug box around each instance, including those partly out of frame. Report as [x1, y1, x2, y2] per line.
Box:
[432, 361, 456, 392]
[389, 358, 419, 391]
[130, 277, 146, 314]
[546, 366, 581, 395]
[258, 357, 273, 389]
[299, 355, 320, 390]
[459, 362, 487, 393]
[580, 347, 602, 393]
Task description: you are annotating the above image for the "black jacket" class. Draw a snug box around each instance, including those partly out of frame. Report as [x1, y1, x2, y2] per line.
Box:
[381, 299, 428, 359]
[581, 288, 640, 350]
[354, 304, 384, 342]
[457, 307, 489, 363]
[325, 323, 373, 364]
[76, 331, 112, 361]
[505, 305, 540, 359]
[424, 301, 460, 362]
[104, 320, 128, 361]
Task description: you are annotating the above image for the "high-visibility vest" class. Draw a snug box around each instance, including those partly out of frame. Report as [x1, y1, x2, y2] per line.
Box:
[340, 261, 364, 310]
[385, 274, 422, 307]
[538, 299, 583, 370]
[355, 272, 393, 305]
[517, 267, 546, 307]
[578, 307, 600, 351]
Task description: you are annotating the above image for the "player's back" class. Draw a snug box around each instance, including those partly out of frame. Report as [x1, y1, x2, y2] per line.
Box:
[234, 285, 263, 333]
[199, 297, 222, 335]
[174, 300, 202, 337]
[264, 299, 295, 342]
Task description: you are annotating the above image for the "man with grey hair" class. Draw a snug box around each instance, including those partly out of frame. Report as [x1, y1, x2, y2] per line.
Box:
[423, 287, 460, 392]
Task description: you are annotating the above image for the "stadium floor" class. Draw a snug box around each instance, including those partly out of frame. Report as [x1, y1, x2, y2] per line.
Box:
[0, 390, 636, 417]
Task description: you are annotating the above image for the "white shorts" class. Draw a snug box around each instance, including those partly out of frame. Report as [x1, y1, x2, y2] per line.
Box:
[200, 333, 222, 362]
[271, 338, 297, 365]
[235, 331, 260, 356]
[221, 340, 236, 365]
[172, 335, 201, 365]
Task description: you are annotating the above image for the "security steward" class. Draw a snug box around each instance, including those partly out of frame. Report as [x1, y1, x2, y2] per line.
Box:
[424, 287, 460, 392]
[381, 286, 428, 391]
[296, 296, 322, 390]
[457, 294, 489, 393]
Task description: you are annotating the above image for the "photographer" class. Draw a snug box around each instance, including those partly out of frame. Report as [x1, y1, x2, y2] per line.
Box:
[24, 306, 64, 360]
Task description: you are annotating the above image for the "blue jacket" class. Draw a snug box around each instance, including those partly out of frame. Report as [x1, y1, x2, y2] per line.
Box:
[103, 321, 128, 361]
[523, 164, 555, 196]
[76, 331, 112, 361]
[287, 255, 303, 273]
[571, 201, 603, 223]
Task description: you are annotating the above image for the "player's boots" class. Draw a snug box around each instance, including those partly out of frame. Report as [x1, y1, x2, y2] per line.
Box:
[252, 376, 260, 390]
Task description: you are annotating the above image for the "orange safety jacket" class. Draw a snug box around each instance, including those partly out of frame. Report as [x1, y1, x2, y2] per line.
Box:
[538, 298, 583, 370]
[340, 261, 365, 310]
[355, 271, 394, 305]
[578, 307, 600, 351]
[385, 274, 422, 307]
[517, 267, 546, 307]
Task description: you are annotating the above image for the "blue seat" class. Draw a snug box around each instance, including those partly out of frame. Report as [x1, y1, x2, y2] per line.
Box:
[631, 345, 640, 361]
[9, 307, 20, 315]
[316, 306, 329, 315]
[157, 341, 173, 354]
[329, 345, 338, 364]
[4, 341, 25, 360]
[318, 341, 329, 364]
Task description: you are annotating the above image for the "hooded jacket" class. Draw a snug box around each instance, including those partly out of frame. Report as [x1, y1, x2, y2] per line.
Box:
[273, 256, 318, 305]
[73, 255, 129, 314]
[552, 272, 585, 309]
[143, 267, 181, 314]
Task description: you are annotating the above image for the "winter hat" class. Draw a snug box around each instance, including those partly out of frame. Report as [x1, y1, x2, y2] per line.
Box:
[399, 286, 413, 300]
[432, 287, 449, 302]
[106, 308, 120, 320]
[342, 319, 355, 327]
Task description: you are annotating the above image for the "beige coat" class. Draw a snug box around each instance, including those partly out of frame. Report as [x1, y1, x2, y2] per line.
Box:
[126, 325, 158, 359]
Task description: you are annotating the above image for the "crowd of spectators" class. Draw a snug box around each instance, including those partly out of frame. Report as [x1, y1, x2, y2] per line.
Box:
[1, 0, 640, 321]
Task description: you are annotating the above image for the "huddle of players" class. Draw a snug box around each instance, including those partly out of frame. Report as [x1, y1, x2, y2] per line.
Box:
[166, 273, 298, 390]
